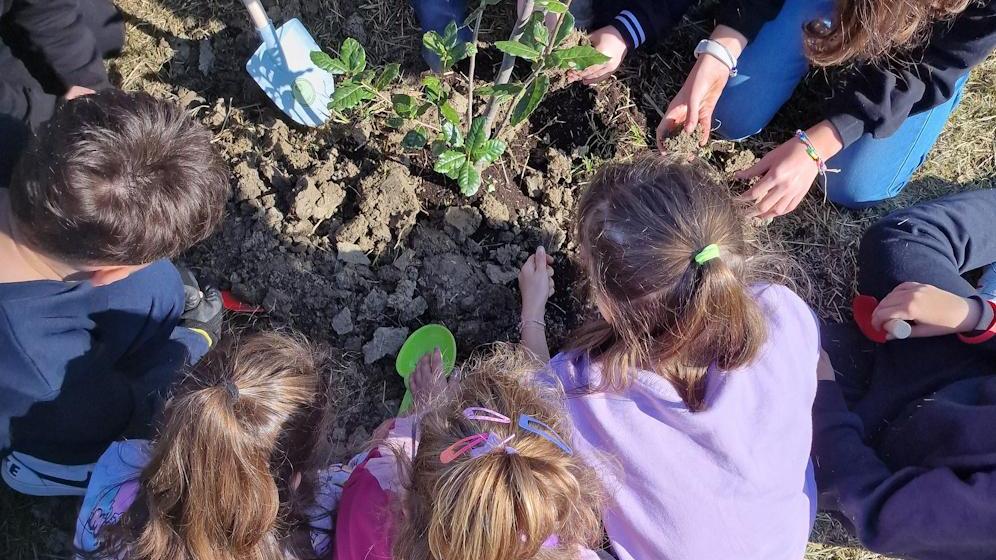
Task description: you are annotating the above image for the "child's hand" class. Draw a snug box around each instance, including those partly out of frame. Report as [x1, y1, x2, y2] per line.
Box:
[871, 282, 983, 338]
[569, 26, 628, 85]
[63, 86, 95, 100]
[411, 348, 458, 407]
[735, 137, 819, 219]
[518, 246, 555, 322]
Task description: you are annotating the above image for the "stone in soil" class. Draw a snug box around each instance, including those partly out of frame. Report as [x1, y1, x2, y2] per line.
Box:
[363, 326, 410, 364]
[332, 307, 354, 335]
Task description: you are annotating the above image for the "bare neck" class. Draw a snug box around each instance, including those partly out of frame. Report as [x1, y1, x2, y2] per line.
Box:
[0, 191, 79, 283]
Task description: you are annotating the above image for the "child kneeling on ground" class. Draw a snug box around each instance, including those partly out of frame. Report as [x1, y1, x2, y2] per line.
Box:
[73, 332, 341, 560]
[0, 90, 229, 496]
[518, 156, 820, 560]
[334, 345, 606, 560]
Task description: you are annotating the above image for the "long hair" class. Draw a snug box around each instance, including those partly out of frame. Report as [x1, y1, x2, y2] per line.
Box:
[804, 0, 973, 65]
[393, 345, 604, 560]
[571, 156, 768, 411]
[96, 332, 321, 560]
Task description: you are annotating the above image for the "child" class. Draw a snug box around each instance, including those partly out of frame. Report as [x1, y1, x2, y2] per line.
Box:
[334, 345, 605, 560]
[815, 189, 996, 559]
[519, 156, 820, 560]
[72, 332, 341, 560]
[660, 0, 995, 216]
[0, 90, 230, 496]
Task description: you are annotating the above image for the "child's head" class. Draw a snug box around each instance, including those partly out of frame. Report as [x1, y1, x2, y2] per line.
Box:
[395, 345, 603, 560]
[98, 332, 321, 560]
[8, 90, 229, 278]
[573, 156, 767, 410]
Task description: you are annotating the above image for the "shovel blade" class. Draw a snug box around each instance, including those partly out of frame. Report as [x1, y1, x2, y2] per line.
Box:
[246, 18, 334, 127]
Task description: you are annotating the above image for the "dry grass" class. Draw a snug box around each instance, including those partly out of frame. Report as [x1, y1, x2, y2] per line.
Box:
[0, 0, 992, 557]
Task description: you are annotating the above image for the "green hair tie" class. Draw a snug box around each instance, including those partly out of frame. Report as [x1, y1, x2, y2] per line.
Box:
[693, 244, 721, 266]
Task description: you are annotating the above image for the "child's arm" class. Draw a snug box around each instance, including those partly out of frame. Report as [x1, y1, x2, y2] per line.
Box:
[518, 246, 554, 363]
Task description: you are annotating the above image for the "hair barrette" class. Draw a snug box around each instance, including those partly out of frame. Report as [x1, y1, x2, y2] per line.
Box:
[440, 432, 517, 464]
[518, 414, 573, 455]
[463, 407, 512, 424]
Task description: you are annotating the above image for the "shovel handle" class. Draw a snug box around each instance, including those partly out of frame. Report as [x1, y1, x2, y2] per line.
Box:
[242, 0, 270, 30]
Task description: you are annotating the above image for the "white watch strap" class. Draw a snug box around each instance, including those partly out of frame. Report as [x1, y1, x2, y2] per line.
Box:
[694, 39, 738, 76]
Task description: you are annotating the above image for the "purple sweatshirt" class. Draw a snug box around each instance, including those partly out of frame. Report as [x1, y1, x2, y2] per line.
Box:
[548, 284, 819, 560]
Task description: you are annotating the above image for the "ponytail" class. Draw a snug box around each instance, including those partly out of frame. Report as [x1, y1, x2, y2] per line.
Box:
[97, 332, 319, 560]
[572, 156, 770, 411]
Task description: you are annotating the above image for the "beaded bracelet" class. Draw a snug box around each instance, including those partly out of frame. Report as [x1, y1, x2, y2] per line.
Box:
[795, 130, 840, 188]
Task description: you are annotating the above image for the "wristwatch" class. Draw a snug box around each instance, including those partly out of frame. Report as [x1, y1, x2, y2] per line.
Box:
[694, 39, 738, 77]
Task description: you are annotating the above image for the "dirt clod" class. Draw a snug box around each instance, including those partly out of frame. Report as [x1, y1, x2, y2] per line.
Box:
[363, 327, 410, 364]
[332, 308, 354, 335]
[443, 206, 482, 238]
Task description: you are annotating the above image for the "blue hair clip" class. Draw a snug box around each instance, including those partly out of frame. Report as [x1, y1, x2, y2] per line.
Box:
[517, 414, 573, 455]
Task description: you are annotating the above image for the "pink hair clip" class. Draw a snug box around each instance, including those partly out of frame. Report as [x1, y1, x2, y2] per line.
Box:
[440, 432, 517, 464]
[463, 407, 512, 424]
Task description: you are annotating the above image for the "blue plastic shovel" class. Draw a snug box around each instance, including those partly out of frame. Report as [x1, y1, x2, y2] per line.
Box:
[241, 0, 334, 127]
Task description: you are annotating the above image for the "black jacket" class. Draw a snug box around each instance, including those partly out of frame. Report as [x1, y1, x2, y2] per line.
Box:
[717, 0, 996, 147]
[597, 0, 696, 51]
[0, 0, 109, 127]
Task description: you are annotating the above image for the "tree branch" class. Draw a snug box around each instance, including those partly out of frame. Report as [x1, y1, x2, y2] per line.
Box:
[465, 9, 485, 125]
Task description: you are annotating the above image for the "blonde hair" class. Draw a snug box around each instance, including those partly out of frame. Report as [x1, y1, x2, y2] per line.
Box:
[95, 332, 322, 560]
[393, 345, 604, 560]
[572, 156, 768, 411]
[804, 0, 973, 65]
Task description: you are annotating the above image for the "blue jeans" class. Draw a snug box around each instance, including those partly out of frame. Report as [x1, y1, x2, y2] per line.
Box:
[711, 0, 969, 208]
[409, 0, 470, 71]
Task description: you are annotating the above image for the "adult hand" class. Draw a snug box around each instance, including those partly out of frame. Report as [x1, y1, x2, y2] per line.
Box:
[872, 282, 983, 338]
[736, 137, 819, 218]
[817, 349, 836, 382]
[518, 246, 555, 322]
[569, 26, 628, 85]
[657, 52, 730, 148]
[64, 86, 95, 100]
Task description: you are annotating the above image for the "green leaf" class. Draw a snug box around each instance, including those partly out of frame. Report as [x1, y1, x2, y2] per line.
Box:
[422, 76, 445, 104]
[374, 63, 400, 90]
[442, 21, 460, 47]
[430, 139, 448, 156]
[553, 11, 574, 47]
[441, 121, 464, 147]
[330, 81, 374, 110]
[450, 41, 477, 63]
[311, 51, 348, 75]
[525, 13, 549, 48]
[386, 116, 405, 129]
[439, 102, 461, 125]
[402, 128, 428, 150]
[494, 40, 541, 61]
[392, 93, 417, 117]
[510, 74, 549, 126]
[340, 38, 366, 74]
[474, 139, 506, 166]
[477, 83, 523, 99]
[358, 69, 376, 84]
[548, 45, 610, 70]
[457, 163, 482, 196]
[434, 149, 467, 178]
[465, 116, 487, 159]
[539, 0, 568, 13]
[423, 31, 452, 69]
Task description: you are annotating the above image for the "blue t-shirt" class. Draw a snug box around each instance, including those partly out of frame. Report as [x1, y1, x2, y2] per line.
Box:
[0, 260, 209, 463]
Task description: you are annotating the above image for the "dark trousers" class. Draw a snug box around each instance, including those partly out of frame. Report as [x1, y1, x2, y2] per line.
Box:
[0, 0, 123, 186]
[822, 189, 996, 439]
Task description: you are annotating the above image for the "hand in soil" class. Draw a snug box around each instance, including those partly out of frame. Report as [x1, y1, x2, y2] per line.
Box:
[518, 246, 555, 321]
[411, 347, 457, 408]
[658, 54, 731, 149]
[735, 138, 819, 219]
[569, 26, 628, 85]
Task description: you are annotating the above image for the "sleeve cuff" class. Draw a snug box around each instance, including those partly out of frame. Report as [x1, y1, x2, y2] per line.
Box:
[958, 299, 996, 344]
[611, 10, 647, 50]
[827, 112, 866, 148]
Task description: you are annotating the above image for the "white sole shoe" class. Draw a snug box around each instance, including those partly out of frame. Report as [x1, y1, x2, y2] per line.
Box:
[1, 452, 93, 496]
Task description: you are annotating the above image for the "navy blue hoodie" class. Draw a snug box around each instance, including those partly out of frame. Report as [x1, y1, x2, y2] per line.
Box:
[0, 260, 209, 465]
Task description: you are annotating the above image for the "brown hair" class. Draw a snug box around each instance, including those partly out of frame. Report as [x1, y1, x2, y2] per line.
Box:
[572, 156, 767, 411]
[393, 345, 604, 560]
[9, 89, 230, 266]
[95, 332, 322, 560]
[804, 0, 973, 65]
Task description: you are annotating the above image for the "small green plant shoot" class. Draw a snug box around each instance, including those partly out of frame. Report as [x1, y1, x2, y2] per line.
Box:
[311, 0, 608, 196]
